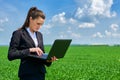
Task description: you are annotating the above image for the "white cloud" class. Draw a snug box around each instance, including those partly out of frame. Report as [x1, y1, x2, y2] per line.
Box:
[69, 18, 77, 24]
[105, 32, 120, 38]
[0, 17, 8, 32]
[90, 0, 106, 15]
[105, 25, 120, 38]
[44, 12, 68, 29]
[58, 26, 81, 39]
[105, 30, 111, 36]
[93, 29, 120, 39]
[75, 7, 84, 18]
[67, 27, 81, 39]
[75, 0, 116, 19]
[59, 32, 81, 39]
[89, 0, 116, 17]
[92, 32, 104, 38]
[44, 24, 53, 29]
[112, 33, 120, 37]
[110, 24, 119, 32]
[46, 9, 98, 30]
[71, 32, 81, 39]
[51, 12, 66, 24]
[105, 24, 120, 38]
[44, 12, 78, 29]
[79, 22, 95, 28]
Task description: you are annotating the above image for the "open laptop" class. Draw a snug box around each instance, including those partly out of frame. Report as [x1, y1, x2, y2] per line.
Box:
[29, 39, 72, 60]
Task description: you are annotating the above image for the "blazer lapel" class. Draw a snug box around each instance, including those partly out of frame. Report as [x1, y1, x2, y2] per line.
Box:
[36, 32, 43, 48]
[22, 29, 36, 47]
[36, 32, 41, 46]
[36, 32, 45, 53]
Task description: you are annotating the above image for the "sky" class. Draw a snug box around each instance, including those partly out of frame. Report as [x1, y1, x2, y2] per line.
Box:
[0, 0, 120, 45]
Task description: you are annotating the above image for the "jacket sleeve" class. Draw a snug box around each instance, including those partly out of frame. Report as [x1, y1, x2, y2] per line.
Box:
[8, 30, 30, 61]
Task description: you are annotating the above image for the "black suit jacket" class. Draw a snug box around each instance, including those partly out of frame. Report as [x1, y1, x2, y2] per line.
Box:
[8, 28, 51, 77]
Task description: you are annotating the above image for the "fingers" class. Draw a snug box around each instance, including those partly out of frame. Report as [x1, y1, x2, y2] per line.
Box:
[29, 47, 43, 56]
[36, 47, 43, 56]
[51, 56, 57, 61]
[47, 56, 58, 62]
[49, 56, 58, 62]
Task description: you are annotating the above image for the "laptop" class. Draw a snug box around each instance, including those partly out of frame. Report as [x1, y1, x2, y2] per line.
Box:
[29, 39, 72, 60]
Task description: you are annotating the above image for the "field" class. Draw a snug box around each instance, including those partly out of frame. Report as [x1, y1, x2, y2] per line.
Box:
[0, 45, 120, 80]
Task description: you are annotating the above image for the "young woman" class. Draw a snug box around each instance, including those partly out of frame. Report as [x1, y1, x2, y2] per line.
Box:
[8, 7, 57, 80]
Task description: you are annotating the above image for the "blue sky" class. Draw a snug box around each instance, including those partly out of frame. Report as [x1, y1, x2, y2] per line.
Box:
[0, 0, 120, 45]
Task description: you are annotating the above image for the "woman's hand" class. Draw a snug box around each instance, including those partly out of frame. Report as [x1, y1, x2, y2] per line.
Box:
[29, 47, 43, 56]
[46, 56, 58, 62]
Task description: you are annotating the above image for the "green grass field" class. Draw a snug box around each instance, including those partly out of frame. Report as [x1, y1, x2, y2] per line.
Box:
[0, 45, 120, 80]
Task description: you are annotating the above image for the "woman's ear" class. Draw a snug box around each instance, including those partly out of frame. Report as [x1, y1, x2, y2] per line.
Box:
[29, 17, 33, 22]
[30, 16, 32, 20]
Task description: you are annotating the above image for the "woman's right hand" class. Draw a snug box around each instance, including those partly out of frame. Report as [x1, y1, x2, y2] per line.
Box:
[29, 47, 43, 56]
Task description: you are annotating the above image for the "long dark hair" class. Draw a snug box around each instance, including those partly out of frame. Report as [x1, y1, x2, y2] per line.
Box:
[19, 7, 45, 29]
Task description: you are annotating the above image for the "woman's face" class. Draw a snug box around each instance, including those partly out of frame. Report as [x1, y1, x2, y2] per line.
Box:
[29, 16, 45, 32]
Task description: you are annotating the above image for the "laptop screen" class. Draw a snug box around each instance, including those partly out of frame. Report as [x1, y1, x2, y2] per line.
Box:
[47, 39, 72, 60]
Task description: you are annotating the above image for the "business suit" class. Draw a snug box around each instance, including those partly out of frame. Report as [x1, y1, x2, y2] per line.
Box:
[8, 28, 51, 80]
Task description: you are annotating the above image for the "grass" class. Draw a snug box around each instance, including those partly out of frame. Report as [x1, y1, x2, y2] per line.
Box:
[0, 46, 19, 80]
[0, 45, 120, 80]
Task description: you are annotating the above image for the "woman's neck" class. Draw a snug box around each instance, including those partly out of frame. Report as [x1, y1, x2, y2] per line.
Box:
[27, 27, 35, 34]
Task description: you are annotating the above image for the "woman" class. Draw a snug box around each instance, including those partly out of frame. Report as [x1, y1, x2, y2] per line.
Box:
[8, 7, 57, 80]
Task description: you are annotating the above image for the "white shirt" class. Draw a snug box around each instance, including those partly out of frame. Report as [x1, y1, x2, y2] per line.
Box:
[26, 27, 38, 47]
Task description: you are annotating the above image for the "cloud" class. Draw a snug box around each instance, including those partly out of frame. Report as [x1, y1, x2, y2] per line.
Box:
[95, 23, 119, 38]
[75, 7, 84, 19]
[44, 24, 53, 29]
[75, 0, 116, 21]
[0, 17, 8, 31]
[110, 24, 119, 32]
[71, 32, 81, 39]
[105, 30, 111, 36]
[105, 24, 120, 38]
[105, 32, 120, 38]
[92, 23, 120, 38]
[59, 31, 81, 39]
[112, 33, 120, 37]
[51, 12, 66, 24]
[41, 12, 67, 35]
[78, 22, 95, 28]
[66, 27, 81, 39]
[92, 32, 104, 38]
[43, 12, 67, 29]
[42, 11, 81, 40]
[68, 18, 77, 24]
[89, 0, 116, 17]
[46, 11, 96, 30]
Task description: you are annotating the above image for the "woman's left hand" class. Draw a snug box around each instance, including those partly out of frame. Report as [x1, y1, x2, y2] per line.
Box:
[46, 56, 58, 62]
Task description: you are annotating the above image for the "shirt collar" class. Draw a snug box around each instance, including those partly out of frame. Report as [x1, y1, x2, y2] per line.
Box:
[26, 27, 36, 36]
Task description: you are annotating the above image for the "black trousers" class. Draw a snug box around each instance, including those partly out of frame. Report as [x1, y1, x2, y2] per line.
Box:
[20, 73, 45, 80]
